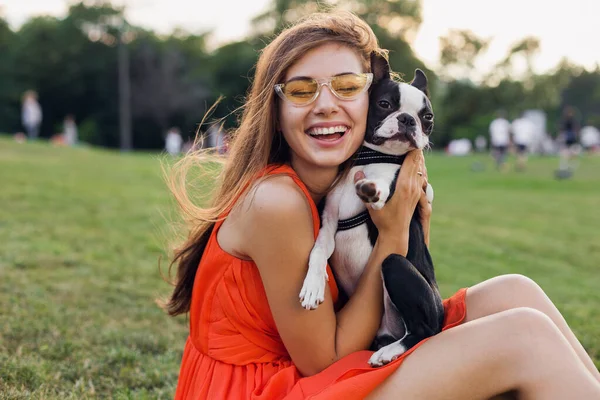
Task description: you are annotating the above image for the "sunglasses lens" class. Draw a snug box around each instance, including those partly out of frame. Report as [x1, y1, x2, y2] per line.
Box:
[331, 74, 369, 98]
[282, 79, 318, 105]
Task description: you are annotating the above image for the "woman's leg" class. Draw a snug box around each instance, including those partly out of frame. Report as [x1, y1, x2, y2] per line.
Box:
[366, 307, 600, 400]
[465, 274, 600, 382]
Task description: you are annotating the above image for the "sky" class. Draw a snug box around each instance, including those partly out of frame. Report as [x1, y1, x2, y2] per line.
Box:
[2, 0, 599, 77]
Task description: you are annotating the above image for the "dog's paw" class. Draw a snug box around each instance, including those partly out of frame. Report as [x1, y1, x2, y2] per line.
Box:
[368, 341, 407, 367]
[299, 251, 329, 310]
[299, 270, 328, 310]
[355, 179, 382, 207]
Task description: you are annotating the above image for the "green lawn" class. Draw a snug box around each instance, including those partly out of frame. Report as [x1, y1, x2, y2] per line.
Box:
[1, 136, 599, 398]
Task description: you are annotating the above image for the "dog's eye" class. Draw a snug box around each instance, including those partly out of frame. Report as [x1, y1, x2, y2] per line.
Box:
[378, 100, 391, 109]
[424, 113, 434, 121]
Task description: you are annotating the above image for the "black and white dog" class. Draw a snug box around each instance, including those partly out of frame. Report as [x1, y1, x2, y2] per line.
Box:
[299, 55, 444, 367]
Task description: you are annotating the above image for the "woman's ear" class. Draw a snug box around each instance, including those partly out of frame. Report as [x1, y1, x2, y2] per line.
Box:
[371, 52, 390, 82]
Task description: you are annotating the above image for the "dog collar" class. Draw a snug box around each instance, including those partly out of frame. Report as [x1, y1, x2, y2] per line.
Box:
[352, 146, 407, 166]
[338, 211, 370, 231]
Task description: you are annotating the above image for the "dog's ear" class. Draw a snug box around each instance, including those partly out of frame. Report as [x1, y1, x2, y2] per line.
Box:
[371, 52, 390, 82]
[410, 69, 429, 97]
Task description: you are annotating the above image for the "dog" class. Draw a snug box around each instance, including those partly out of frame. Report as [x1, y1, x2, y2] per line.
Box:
[299, 54, 444, 367]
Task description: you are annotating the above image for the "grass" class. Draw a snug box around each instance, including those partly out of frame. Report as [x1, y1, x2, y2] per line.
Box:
[1, 136, 599, 398]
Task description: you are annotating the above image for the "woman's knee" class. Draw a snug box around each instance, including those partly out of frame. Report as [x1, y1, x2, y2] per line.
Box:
[501, 306, 555, 333]
[500, 274, 542, 293]
[466, 274, 548, 321]
[501, 274, 552, 305]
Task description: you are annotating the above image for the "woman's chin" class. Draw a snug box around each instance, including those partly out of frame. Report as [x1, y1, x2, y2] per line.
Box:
[307, 140, 361, 167]
[289, 135, 362, 170]
[309, 151, 354, 169]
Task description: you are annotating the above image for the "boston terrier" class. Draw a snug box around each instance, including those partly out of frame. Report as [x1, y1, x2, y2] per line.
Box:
[299, 54, 444, 367]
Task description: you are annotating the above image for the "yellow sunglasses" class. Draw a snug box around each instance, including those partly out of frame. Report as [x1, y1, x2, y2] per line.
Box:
[274, 73, 373, 106]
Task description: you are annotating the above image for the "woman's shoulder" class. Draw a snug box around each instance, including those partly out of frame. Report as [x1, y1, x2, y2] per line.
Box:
[220, 173, 315, 259]
[243, 174, 313, 223]
[219, 173, 314, 259]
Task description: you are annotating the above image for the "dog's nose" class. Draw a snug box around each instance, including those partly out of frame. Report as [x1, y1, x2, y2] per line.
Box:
[397, 113, 416, 127]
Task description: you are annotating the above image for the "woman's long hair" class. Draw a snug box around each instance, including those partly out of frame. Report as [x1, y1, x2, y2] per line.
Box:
[163, 10, 385, 316]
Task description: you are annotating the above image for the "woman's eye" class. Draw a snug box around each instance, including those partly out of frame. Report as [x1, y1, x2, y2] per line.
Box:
[378, 100, 391, 109]
[291, 91, 313, 97]
[337, 86, 359, 92]
[424, 113, 434, 121]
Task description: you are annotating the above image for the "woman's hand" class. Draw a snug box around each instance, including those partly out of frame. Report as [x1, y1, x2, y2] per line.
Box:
[354, 149, 428, 253]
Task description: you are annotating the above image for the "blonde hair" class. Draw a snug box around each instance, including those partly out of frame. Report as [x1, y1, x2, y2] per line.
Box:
[163, 10, 385, 316]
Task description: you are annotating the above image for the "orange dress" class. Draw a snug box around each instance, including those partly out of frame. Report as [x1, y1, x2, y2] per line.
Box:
[175, 164, 467, 400]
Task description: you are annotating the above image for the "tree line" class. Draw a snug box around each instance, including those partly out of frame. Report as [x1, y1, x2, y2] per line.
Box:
[1, 0, 598, 149]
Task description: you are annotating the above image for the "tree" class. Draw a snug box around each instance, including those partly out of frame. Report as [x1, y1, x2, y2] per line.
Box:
[0, 17, 20, 131]
[129, 33, 211, 147]
[561, 67, 600, 129]
[203, 40, 262, 130]
[438, 29, 490, 80]
[487, 36, 540, 86]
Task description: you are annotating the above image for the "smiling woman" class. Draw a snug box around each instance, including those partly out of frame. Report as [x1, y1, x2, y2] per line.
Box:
[164, 9, 600, 400]
[277, 43, 369, 174]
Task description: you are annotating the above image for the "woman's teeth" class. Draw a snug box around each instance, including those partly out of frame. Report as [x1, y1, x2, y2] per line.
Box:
[307, 125, 348, 136]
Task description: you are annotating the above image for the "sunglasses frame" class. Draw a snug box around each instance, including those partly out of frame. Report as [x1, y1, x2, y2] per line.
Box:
[274, 73, 373, 106]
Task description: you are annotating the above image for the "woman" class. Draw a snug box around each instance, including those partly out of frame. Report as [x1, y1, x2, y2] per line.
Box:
[165, 11, 600, 399]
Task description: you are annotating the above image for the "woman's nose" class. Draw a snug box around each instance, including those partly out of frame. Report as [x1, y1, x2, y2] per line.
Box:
[312, 84, 339, 115]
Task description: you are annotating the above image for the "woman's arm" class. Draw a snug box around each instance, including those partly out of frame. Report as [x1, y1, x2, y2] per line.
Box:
[241, 176, 401, 376]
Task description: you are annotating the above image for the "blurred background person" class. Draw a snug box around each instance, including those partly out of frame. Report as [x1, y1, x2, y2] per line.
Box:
[511, 113, 535, 171]
[474, 135, 487, 153]
[21, 90, 42, 140]
[63, 114, 78, 147]
[217, 132, 231, 155]
[447, 138, 472, 156]
[181, 138, 194, 154]
[489, 110, 511, 171]
[580, 124, 600, 154]
[557, 106, 581, 177]
[165, 126, 183, 156]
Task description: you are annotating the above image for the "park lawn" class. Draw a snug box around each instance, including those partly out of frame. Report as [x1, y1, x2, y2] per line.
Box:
[1, 136, 599, 398]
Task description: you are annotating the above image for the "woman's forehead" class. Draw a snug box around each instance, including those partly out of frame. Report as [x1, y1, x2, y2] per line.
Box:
[284, 43, 364, 81]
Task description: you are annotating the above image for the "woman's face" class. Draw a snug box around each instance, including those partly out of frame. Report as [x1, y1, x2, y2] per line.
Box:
[277, 43, 368, 171]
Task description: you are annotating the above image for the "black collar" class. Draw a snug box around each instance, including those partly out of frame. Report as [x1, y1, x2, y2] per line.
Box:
[352, 145, 407, 166]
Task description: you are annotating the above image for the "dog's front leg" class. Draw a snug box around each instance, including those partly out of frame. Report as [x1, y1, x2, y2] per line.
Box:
[299, 190, 342, 310]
